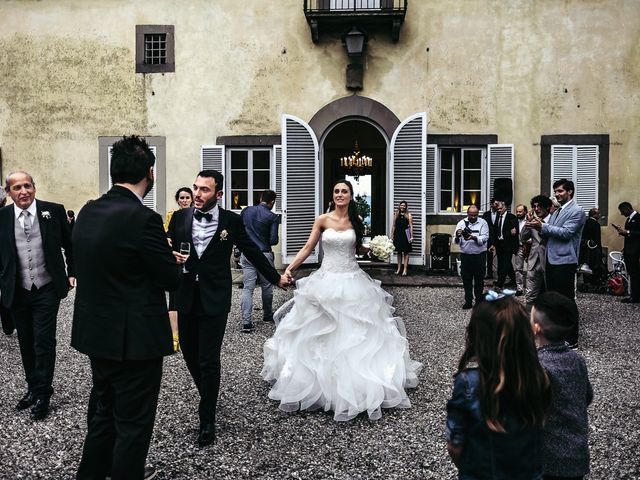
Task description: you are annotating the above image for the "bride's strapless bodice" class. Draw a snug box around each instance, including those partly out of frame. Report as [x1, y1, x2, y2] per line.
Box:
[320, 228, 360, 273]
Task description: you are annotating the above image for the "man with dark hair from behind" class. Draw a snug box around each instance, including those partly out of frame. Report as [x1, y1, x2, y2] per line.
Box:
[531, 292, 593, 480]
[72, 135, 182, 479]
[614, 201, 640, 303]
[240, 189, 281, 331]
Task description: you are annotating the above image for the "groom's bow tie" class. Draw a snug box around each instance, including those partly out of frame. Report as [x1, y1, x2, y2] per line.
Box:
[194, 209, 213, 222]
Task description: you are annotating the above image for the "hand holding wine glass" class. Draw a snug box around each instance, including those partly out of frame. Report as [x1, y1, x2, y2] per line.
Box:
[179, 242, 190, 273]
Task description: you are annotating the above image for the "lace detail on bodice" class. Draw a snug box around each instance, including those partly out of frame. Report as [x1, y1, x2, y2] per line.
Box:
[319, 229, 360, 273]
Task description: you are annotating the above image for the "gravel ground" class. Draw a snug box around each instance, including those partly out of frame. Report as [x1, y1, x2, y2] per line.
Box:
[0, 287, 639, 479]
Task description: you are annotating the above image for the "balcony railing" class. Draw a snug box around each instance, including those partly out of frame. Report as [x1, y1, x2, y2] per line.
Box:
[303, 0, 407, 42]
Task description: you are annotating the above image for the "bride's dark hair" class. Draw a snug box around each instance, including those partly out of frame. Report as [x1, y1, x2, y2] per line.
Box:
[334, 180, 364, 251]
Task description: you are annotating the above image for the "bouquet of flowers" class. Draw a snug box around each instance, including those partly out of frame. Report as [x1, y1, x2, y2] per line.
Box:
[368, 235, 395, 261]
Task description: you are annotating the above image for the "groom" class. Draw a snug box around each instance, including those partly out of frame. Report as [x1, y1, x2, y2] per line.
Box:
[168, 169, 289, 447]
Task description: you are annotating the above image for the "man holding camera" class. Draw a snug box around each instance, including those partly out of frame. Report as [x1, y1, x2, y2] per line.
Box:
[455, 205, 489, 309]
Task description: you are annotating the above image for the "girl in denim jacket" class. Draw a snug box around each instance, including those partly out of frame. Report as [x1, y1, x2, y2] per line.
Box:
[446, 294, 551, 479]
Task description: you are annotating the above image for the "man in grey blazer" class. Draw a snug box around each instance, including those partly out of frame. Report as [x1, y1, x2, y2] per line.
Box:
[525, 179, 586, 347]
[520, 195, 552, 305]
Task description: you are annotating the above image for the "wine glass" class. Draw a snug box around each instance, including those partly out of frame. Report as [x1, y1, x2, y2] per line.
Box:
[179, 242, 190, 273]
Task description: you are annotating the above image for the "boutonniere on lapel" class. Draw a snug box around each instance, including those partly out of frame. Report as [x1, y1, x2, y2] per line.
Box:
[219, 229, 229, 241]
[41, 211, 51, 220]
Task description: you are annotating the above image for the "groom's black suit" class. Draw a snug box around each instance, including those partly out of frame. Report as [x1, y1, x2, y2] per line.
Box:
[0, 200, 73, 403]
[168, 206, 280, 430]
[71, 186, 181, 479]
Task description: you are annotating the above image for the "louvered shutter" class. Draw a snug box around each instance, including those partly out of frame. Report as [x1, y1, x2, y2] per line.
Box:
[273, 145, 282, 213]
[281, 115, 319, 264]
[551, 145, 598, 212]
[488, 144, 514, 210]
[390, 113, 427, 265]
[108, 145, 157, 211]
[200, 145, 225, 209]
[425, 144, 437, 214]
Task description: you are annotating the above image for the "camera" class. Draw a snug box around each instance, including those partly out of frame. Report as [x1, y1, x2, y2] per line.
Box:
[462, 221, 473, 239]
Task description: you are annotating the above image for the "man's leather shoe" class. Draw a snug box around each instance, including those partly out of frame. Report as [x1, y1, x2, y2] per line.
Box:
[197, 424, 216, 447]
[30, 398, 50, 420]
[621, 297, 640, 304]
[16, 391, 35, 411]
[462, 302, 473, 310]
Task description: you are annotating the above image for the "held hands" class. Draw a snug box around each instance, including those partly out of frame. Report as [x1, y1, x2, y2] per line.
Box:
[277, 270, 295, 289]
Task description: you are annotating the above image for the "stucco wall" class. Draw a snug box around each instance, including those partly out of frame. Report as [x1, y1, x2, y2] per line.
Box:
[0, 0, 638, 252]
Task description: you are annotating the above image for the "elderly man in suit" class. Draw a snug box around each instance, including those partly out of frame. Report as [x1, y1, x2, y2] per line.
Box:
[614, 202, 640, 303]
[520, 195, 552, 305]
[526, 179, 586, 347]
[72, 136, 182, 479]
[168, 170, 289, 447]
[0, 171, 74, 420]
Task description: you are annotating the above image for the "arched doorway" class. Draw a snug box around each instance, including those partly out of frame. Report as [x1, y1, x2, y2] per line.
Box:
[322, 119, 387, 236]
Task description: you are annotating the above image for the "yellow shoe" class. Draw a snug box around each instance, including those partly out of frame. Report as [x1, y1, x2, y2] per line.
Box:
[172, 334, 180, 352]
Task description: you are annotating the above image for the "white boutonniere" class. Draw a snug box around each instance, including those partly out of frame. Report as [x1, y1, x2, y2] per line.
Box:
[41, 211, 51, 220]
[220, 229, 229, 241]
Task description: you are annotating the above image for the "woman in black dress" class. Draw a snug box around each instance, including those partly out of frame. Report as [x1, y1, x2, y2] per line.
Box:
[391, 201, 413, 275]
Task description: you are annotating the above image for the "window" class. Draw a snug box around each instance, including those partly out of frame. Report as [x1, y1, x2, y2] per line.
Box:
[439, 148, 483, 213]
[540, 134, 609, 220]
[98, 136, 166, 216]
[228, 149, 272, 210]
[136, 25, 175, 73]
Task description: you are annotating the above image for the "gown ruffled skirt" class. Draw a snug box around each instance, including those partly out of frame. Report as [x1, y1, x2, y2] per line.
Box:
[261, 228, 422, 421]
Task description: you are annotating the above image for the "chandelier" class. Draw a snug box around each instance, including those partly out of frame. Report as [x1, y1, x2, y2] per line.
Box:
[339, 141, 372, 179]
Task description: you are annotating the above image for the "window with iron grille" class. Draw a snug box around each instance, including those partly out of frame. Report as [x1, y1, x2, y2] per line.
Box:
[136, 25, 174, 73]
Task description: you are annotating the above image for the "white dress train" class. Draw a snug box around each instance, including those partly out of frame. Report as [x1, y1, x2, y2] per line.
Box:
[261, 228, 422, 421]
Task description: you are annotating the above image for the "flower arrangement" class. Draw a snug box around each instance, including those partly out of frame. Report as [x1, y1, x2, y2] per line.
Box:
[368, 235, 395, 261]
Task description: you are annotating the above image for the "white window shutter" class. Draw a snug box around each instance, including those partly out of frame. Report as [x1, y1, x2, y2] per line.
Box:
[488, 144, 514, 209]
[108, 145, 157, 211]
[426, 144, 437, 214]
[550, 145, 574, 186]
[575, 145, 598, 211]
[273, 145, 282, 214]
[200, 145, 225, 209]
[390, 112, 427, 265]
[281, 115, 319, 264]
[552, 145, 598, 212]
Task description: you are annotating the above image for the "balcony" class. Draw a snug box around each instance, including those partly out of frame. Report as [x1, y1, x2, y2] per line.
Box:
[303, 0, 407, 43]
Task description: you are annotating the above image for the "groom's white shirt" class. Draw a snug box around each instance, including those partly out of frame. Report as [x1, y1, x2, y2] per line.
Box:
[192, 204, 219, 258]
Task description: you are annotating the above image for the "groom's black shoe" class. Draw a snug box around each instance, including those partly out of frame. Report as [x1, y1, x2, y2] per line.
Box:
[16, 391, 35, 411]
[198, 423, 216, 447]
[31, 398, 50, 420]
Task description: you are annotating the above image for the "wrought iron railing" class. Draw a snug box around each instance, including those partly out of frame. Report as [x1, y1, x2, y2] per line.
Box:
[304, 0, 407, 13]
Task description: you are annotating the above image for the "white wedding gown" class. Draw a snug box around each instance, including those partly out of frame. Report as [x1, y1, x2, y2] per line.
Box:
[261, 228, 422, 421]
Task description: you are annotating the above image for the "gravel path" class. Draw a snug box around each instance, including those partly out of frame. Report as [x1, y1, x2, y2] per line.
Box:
[0, 287, 638, 479]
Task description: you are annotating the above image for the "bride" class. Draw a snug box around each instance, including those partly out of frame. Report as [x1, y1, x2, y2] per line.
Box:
[261, 180, 422, 421]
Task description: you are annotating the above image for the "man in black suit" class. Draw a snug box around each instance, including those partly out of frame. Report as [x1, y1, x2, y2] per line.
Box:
[72, 136, 182, 479]
[168, 170, 289, 447]
[490, 200, 519, 289]
[0, 171, 74, 420]
[481, 198, 499, 279]
[615, 202, 640, 303]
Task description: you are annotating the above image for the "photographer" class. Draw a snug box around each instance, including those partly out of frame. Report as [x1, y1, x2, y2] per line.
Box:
[454, 205, 489, 309]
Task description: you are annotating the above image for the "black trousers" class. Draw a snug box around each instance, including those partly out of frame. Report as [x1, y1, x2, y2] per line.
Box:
[179, 287, 228, 426]
[77, 357, 163, 480]
[12, 283, 60, 400]
[0, 303, 15, 335]
[546, 262, 579, 344]
[624, 252, 639, 300]
[486, 247, 494, 278]
[495, 241, 515, 288]
[461, 252, 486, 304]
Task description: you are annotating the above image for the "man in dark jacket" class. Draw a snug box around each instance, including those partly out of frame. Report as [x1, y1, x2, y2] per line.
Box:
[615, 202, 640, 303]
[72, 136, 182, 479]
[490, 200, 519, 289]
